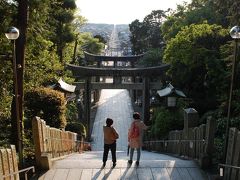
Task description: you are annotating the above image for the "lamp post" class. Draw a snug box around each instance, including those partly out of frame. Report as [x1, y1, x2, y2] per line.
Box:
[223, 26, 240, 161]
[5, 27, 23, 166]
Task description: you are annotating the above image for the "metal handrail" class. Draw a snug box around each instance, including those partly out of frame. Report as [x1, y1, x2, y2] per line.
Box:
[219, 163, 240, 169]
[2, 166, 35, 180]
[218, 163, 240, 177]
[144, 139, 206, 150]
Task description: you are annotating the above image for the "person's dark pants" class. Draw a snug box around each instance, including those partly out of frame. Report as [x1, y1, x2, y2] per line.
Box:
[103, 142, 116, 163]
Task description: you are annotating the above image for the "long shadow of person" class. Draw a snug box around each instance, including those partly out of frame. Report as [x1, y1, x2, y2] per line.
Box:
[120, 163, 134, 179]
[92, 168, 104, 180]
[103, 168, 113, 179]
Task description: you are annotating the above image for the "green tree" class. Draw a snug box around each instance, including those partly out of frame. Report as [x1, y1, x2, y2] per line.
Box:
[161, 0, 226, 42]
[129, 10, 168, 54]
[164, 23, 230, 115]
[150, 106, 183, 139]
[0, 0, 81, 149]
[129, 19, 148, 54]
[48, 0, 77, 62]
[143, 10, 167, 48]
[137, 48, 163, 67]
[94, 35, 107, 44]
[79, 32, 105, 55]
[215, 0, 240, 26]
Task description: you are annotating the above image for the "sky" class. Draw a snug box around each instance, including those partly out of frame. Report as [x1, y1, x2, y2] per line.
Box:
[76, 0, 191, 24]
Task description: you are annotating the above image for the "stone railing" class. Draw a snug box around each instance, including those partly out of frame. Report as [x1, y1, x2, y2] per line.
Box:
[219, 127, 240, 180]
[144, 117, 215, 169]
[0, 145, 35, 180]
[32, 116, 85, 170]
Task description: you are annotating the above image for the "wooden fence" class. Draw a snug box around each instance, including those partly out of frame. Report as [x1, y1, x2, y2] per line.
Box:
[219, 127, 240, 180]
[32, 116, 86, 170]
[0, 145, 34, 180]
[144, 117, 215, 168]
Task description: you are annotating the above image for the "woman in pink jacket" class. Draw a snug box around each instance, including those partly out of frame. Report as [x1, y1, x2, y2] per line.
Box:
[128, 112, 148, 166]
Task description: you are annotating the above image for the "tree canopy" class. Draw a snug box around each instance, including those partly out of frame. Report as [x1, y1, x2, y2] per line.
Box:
[0, 0, 104, 148]
[164, 23, 230, 114]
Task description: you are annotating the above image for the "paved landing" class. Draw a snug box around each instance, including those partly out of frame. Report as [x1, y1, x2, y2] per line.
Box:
[39, 151, 207, 180]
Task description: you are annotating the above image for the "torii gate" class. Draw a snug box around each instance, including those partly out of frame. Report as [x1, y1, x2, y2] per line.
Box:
[66, 52, 169, 138]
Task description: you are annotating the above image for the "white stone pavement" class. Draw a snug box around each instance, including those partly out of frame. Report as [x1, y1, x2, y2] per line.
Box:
[91, 89, 133, 151]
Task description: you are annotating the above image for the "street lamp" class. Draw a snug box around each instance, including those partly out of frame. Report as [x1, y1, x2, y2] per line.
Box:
[5, 27, 19, 40]
[5, 27, 23, 166]
[223, 26, 240, 162]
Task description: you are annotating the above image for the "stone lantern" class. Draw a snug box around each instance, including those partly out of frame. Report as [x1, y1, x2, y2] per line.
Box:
[157, 83, 186, 107]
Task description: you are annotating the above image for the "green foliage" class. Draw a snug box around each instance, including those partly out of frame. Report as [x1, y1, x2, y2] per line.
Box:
[150, 106, 184, 139]
[24, 87, 67, 128]
[0, 2, 18, 128]
[129, 10, 167, 54]
[199, 105, 240, 162]
[66, 101, 78, 122]
[47, 0, 77, 62]
[161, 0, 226, 42]
[65, 101, 86, 138]
[0, 116, 11, 146]
[163, 23, 230, 115]
[94, 35, 107, 44]
[24, 36, 63, 89]
[66, 122, 86, 138]
[129, 19, 148, 54]
[215, 0, 240, 26]
[137, 48, 163, 67]
[23, 129, 35, 166]
[79, 32, 105, 54]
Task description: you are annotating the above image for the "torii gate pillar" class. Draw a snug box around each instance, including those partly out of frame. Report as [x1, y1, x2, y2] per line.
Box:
[143, 77, 150, 125]
[84, 77, 91, 140]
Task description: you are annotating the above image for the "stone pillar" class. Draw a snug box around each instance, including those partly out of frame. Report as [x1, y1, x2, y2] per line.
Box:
[183, 108, 199, 139]
[32, 117, 51, 170]
[95, 61, 101, 101]
[143, 77, 150, 125]
[84, 77, 91, 140]
[113, 60, 117, 84]
[200, 116, 216, 169]
[205, 117, 216, 155]
[131, 61, 136, 102]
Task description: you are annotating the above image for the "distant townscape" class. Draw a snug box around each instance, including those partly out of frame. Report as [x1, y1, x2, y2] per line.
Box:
[80, 23, 132, 55]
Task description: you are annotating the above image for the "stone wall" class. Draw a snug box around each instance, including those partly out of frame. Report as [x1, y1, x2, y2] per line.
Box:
[32, 116, 83, 170]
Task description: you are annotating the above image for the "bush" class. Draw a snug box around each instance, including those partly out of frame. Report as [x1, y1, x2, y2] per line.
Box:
[25, 87, 67, 128]
[150, 106, 183, 139]
[65, 122, 86, 138]
[0, 116, 11, 146]
[66, 101, 78, 123]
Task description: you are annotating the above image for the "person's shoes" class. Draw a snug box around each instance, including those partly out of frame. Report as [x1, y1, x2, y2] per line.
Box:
[101, 162, 106, 168]
[136, 161, 139, 166]
[112, 162, 116, 168]
[128, 160, 132, 164]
